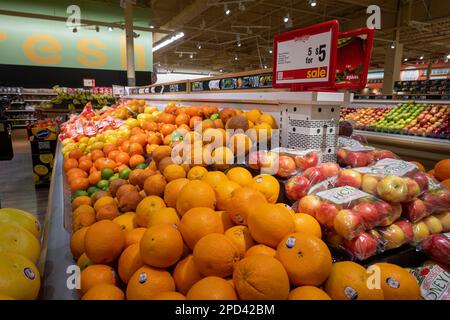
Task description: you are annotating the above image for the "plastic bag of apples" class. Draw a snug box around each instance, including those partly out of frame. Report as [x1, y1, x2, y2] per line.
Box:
[337, 136, 398, 168]
[297, 185, 401, 242]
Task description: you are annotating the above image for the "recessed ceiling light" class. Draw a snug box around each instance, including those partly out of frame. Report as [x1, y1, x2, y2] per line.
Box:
[190, 53, 194, 59]
[404, 58, 408, 61]
[420, 56, 424, 60]
[197, 43, 202, 49]
[108, 26, 113, 31]
[447, 54, 450, 59]
[390, 41, 395, 49]
[269, 49, 273, 54]
[283, 16, 289, 23]
[149, 25, 154, 29]
[220, 69, 223, 72]
[225, 4, 230, 15]
[309, 0, 317, 7]
[234, 55, 238, 61]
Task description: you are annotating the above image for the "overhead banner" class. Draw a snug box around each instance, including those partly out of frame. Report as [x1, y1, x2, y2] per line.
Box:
[0, 15, 153, 71]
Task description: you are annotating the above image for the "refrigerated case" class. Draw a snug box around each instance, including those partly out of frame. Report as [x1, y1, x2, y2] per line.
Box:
[346, 99, 450, 169]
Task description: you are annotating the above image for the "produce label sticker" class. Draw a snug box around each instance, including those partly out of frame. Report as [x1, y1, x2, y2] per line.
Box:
[308, 176, 338, 194]
[373, 159, 416, 176]
[316, 186, 369, 205]
[427, 177, 441, 190]
[410, 264, 450, 300]
[338, 137, 374, 151]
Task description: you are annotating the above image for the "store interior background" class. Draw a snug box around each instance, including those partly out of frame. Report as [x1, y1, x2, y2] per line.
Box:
[1, 0, 450, 229]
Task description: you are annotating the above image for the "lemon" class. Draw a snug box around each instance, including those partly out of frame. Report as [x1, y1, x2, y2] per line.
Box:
[34, 165, 48, 176]
[125, 118, 139, 128]
[0, 208, 41, 238]
[39, 154, 53, 164]
[33, 174, 39, 184]
[78, 136, 89, 144]
[0, 252, 40, 300]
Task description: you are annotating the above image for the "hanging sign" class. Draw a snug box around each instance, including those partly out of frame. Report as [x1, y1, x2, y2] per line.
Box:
[272, 20, 339, 90]
[335, 27, 375, 90]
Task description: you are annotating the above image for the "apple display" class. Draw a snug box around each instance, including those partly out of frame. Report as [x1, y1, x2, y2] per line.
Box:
[336, 169, 363, 189]
[420, 234, 450, 266]
[333, 209, 364, 240]
[303, 167, 326, 184]
[405, 178, 421, 201]
[285, 176, 311, 201]
[395, 219, 414, 243]
[376, 176, 408, 203]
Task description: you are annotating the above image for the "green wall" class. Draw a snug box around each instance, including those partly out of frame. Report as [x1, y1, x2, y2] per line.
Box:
[0, 0, 153, 71]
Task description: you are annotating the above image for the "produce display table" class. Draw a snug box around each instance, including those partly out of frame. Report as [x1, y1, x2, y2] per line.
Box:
[38, 141, 77, 300]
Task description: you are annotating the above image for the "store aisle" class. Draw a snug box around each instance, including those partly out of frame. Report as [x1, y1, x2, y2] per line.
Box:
[0, 129, 48, 227]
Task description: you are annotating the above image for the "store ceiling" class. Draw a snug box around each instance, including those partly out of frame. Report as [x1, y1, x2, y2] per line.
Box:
[138, 0, 450, 74]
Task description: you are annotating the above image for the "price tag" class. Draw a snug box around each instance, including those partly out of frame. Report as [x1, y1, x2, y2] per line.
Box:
[272, 20, 338, 89]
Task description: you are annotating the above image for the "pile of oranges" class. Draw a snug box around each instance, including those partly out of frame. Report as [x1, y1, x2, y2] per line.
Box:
[64, 102, 422, 300]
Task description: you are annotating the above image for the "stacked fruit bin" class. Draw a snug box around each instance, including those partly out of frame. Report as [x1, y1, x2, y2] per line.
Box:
[35, 90, 450, 301]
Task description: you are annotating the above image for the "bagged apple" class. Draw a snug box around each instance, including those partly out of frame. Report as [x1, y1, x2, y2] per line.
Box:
[299, 186, 398, 240]
[420, 233, 450, 266]
[378, 219, 414, 250]
[419, 176, 450, 215]
[284, 162, 341, 201]
[270, 147, 321, 179]
[342, 229, 386, 260]
[337, 136, 376, 168]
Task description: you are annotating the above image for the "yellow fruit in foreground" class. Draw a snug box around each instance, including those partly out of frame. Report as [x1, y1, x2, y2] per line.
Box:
[0, 294, 14, 300]
[0, 224, 41, 263]
[0, 252, 40, 300]
[0, 208, 41, 238]
[371, 262, 421, 300]
[226, 167, 253, 187]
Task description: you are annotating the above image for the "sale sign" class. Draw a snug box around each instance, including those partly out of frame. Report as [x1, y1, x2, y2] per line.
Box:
[272, 20, 339, 89]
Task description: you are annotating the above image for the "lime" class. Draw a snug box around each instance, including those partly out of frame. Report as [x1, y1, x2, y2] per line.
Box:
[97, 179, 110, 190]
[119, 168, 132, 180]
[109, 173, 119, 182]
[101, 168, 114, 180]
[71, 190, 88, 201]
[87, 186, 100, 196]
[135, 163, 148, 169]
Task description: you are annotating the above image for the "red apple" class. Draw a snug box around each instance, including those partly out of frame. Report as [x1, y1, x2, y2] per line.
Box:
[333, 209, 364, 240]
[248, 150, 263, 169]
[403, 199, 427, 222]
[277, 155, 297, 178]
[294, 152, 319, 171]
[321, 162, 340, 178]
[344, 232, 378, 260]
[405, 178, 421, 201]
[298, 195, 322, 217]
[352, 202, 380, 229]
[395, 219, 414, 242]
[336, 169, 363, 189]
[376, 176, 408, 203]
[421, 234, 450, 266]
[303, 167, 326, 184]
[337, 148, 348, 164]
[285, 176, 311, 201]
[316, 202, 339, 229]
[347, 152, 368, 168]
[374, 150, 397, 161]
[408, 171, 429, 191]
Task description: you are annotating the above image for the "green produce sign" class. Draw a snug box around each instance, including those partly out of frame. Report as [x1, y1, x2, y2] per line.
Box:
[0, 15, 153, 71]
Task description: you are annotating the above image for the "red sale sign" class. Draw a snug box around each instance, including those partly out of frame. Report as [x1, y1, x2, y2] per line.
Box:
[272, 20, 339, 90]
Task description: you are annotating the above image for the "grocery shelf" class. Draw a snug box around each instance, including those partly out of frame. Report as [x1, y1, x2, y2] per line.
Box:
[39, 142, 77, 300]
[24, 99, 51, 102]
[10, 101, 25, 104]
[8, 118, 37, 121]
[6, 109, 35, 112]
[355, 129, 450, 168]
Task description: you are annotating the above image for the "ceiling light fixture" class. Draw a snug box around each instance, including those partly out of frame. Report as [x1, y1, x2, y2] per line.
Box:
[190, 53, 194, 59]
[420, 56, 424, 60]
[447, 54, 450, 59]
[153, 32, 185, 52]
[404, 58, 408, 61]
[264, 65, 267, 69]
[309, 0, 317, 7]
[269, 49, 273, 54]
[149, 25, 154, 29]
[283, 14, 289, 23]
[72, 27, 77, 33]
[108, 26, 113, 31]
[236, 34, 241, 47]
[220, 69, 223, 72]
[225, 4, 230, 15]
[133, 32, 140, 38]
[234, 55, 238, 61]
[197, 43, 202, 49]
[390, 41, 395, 49]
